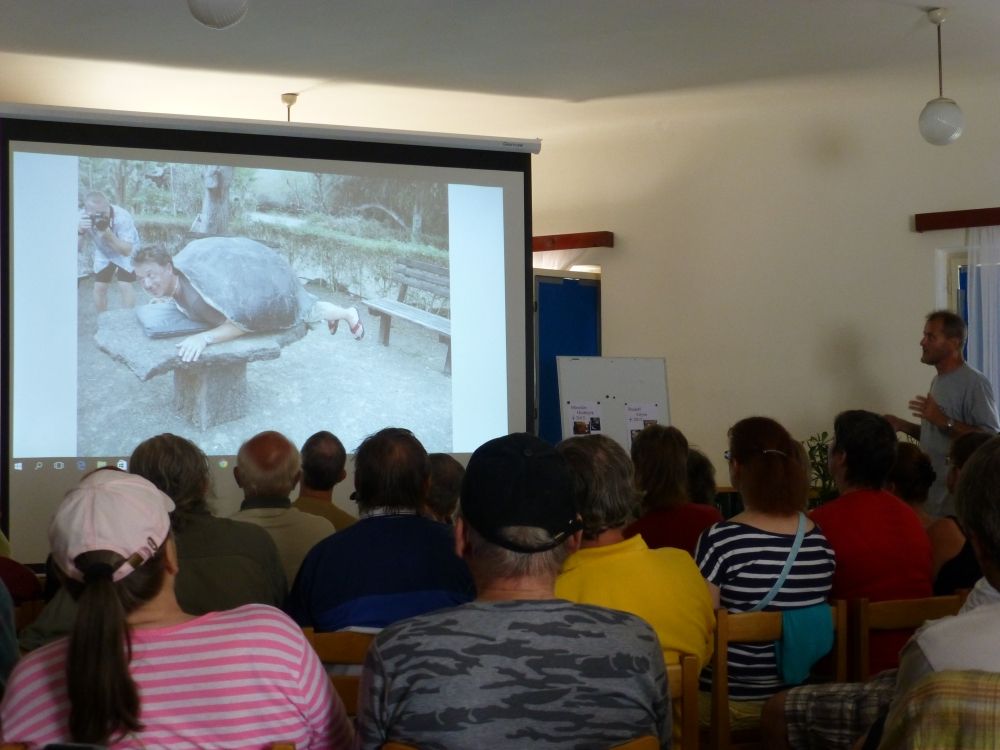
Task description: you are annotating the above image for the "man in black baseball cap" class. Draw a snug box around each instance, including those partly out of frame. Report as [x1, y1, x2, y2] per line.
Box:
[355, 433, 670, 750]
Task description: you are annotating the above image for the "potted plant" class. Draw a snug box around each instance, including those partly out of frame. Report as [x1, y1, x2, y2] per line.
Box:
[804, 431, 839, 507]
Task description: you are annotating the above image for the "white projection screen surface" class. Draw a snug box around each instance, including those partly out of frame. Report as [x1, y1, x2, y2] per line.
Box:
[1, 112, 534, 563]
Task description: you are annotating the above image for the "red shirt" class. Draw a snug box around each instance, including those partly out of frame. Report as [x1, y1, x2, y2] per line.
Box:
[625, 503, 723, 557]
[810, 488, 933, 675]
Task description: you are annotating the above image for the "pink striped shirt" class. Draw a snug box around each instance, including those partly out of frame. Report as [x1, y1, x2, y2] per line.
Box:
[1, 604, 351, 749]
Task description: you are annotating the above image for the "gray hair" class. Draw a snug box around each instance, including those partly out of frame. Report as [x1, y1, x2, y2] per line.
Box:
[236, 431, 301, 498]
[461, 521, 570, 581]
[557, 434, 636, 537]
[955, 435, 1000, 568]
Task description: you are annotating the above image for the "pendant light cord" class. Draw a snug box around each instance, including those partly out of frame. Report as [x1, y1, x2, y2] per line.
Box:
[937, 23, 944, 98]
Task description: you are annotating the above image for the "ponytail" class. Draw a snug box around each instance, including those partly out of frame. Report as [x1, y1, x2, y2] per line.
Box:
[64, 545, 167, 743]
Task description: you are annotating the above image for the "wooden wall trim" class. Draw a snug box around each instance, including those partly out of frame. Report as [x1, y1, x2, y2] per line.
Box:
[914, 207, 1000, 233]
[532, 231, 614, 252]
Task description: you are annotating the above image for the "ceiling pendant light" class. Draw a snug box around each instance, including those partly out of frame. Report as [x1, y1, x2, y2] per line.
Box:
[187, 0, 249, 30]
[918, 8, 963, 146]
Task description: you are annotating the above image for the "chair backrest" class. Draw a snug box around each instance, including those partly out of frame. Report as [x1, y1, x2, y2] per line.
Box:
[667, 652, 700, 750]
[609, 737, 660, 750]
[709, 601, 848, 750]
[878, 669, 1000, 749]
[301, 627, 376, 717]
[269, 744, 296, 750]
[854, 593, 966, 681]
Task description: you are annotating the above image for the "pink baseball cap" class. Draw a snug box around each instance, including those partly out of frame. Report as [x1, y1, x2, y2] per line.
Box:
[50, 470, 175, 583]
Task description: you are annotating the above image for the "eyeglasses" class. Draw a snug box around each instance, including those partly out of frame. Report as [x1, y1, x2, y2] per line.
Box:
[723, 450, 732, 461]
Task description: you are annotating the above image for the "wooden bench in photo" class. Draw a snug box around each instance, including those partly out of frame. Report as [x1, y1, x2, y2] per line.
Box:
[95, 308, 306, 429]
[364, 259, 452, 374]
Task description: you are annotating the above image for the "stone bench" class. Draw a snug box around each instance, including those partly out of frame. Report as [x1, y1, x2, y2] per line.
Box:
[95, 308, 306, 429]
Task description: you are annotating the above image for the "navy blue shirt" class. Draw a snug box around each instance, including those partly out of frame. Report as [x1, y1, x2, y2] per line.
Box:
[285, 513, 475, 631]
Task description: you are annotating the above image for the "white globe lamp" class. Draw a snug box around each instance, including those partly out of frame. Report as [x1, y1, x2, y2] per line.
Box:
[919, 8, 962, 146]
[919, 97, 965, 145]
[187, 0, 249, 30]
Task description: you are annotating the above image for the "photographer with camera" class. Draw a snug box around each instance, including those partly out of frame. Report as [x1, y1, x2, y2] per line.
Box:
[77, 190, 139, 313]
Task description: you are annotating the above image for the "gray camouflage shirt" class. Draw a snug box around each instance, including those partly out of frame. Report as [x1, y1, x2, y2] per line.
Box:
[356, 599, 670, 749]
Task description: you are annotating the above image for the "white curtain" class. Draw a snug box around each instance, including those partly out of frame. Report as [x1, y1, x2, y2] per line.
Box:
[965, 226, 1000, 398]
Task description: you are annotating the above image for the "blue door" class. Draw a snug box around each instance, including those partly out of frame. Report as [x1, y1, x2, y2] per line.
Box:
[535, 274, 601, 445]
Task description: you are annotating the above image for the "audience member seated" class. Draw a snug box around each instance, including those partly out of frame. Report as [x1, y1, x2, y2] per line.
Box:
[131, 433, 287, 612]
[286, 427, 474, 631]
[687, 446, 719, 505]
[625, 424, 722, 555]
[0, 581, 16, 696]
[421, 452, 464, 524]
[556, 433, 714, 669]
[232, 430, 335, 587]
[886, 442, 937, 528]
[0, 507, 40, 606]
[0, 471, 351, 748]
[695, 416, 835, 707]
[862, 435, 1000, 749]
[0, 557, 41, 606]
[555, 433, 713, 746]
[354, 433, 670, 749]
[293, 430, 358, 531]
[759, 413, 933, 750]
[932, 431, 993, 595]
[19, 439, 289, 652]
[810, 411, 932, 676]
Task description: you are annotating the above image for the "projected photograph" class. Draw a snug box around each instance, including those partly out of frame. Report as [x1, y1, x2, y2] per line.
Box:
[74, 158, 452, 455]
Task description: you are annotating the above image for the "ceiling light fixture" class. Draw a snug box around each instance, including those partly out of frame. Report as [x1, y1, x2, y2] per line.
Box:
[187, 0, 249, 30]
[918, 8, 963, 146]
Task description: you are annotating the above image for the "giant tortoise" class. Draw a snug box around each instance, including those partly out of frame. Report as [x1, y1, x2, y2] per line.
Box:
[173, 236, 313, 332]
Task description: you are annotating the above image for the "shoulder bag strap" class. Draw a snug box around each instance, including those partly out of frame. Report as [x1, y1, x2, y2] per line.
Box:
[747, 512, 807, 613]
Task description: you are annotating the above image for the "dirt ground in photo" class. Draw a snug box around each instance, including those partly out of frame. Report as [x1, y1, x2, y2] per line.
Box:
[76, 278, 453, 456]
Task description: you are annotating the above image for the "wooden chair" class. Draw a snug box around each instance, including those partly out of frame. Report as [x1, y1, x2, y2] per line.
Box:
[610, 734, 660, 749]
[853, 593, 966, 681]
[383, 737, 660, 749]
[270, 744, 295, 750]
[668, 652, 700, 750]
[707, 601, 848, 750]
[302, 626, 375, 717]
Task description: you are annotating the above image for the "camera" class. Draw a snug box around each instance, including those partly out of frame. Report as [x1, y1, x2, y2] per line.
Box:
[88, 213, 111, 231]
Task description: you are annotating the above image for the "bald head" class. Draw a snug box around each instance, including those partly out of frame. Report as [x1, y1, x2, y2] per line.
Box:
[235, 430, 301, 499]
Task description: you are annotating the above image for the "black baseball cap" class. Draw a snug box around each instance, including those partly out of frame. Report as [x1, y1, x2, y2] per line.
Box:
[460, 433, 581, 553]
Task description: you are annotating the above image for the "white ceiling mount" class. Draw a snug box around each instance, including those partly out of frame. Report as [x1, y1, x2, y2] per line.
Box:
[187, 0, 249, 30]
[927, 8, 948, 26]
[918, 7, 963, 146]
[281, 92, 298, 122]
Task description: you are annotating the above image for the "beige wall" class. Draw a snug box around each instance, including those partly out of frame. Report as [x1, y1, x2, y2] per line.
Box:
[3, 53, 997, 471]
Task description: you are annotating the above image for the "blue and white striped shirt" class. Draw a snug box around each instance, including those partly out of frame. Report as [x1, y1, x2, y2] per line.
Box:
[695, 520, 836, 700]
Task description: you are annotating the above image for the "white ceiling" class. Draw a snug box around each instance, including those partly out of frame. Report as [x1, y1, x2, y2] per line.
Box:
[2, 0, 999, 102]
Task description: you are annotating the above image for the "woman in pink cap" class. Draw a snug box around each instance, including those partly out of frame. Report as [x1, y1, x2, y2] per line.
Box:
[0, 469, 351, 749]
